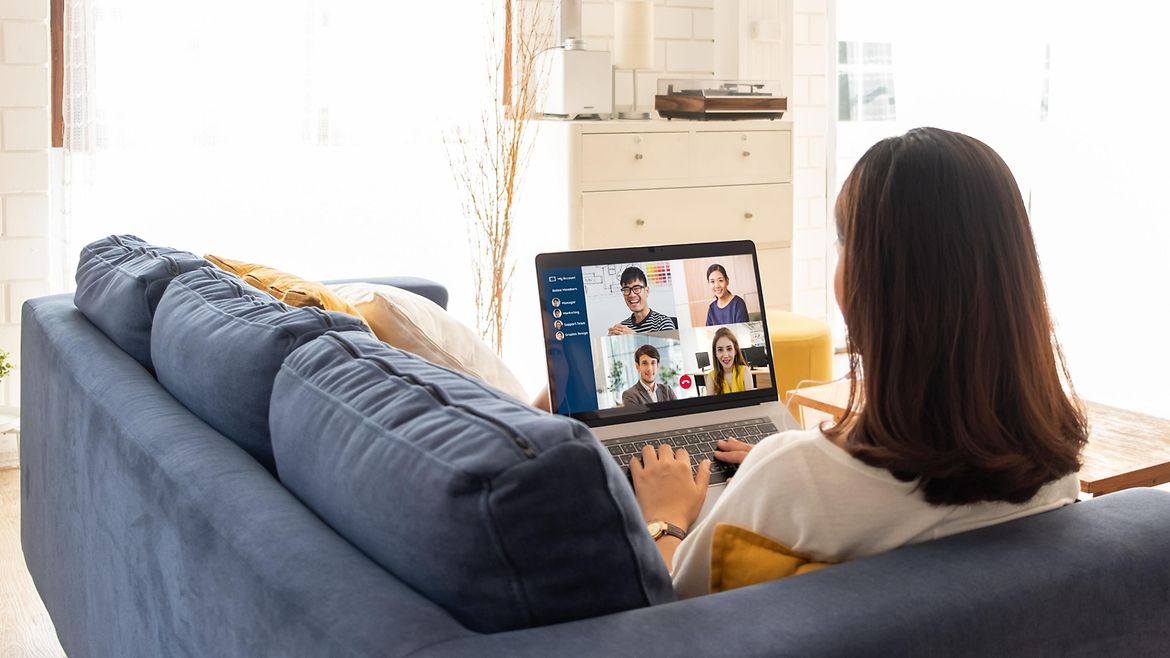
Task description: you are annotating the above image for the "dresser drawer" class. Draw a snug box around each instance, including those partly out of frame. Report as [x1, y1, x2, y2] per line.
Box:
[580, 132, 690, 185]
[579, 184, 793, 249]
[690, 130, 791, 183]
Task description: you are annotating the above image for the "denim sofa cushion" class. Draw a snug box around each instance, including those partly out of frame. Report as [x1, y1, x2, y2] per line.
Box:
[270, 331, 674, 633]
[152, 267, 368, 472]
[74, 234, 211, 372]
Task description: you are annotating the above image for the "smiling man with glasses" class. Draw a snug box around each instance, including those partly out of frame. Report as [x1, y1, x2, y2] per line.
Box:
[608, 266, 678, 335]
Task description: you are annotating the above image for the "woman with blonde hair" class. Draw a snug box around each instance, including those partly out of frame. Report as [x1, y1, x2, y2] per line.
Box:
[706, 327, 753, 395]
[630, 128, 1088, 597]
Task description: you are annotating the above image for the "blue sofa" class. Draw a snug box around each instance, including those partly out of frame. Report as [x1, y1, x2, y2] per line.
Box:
[20, 238, 1170, 657]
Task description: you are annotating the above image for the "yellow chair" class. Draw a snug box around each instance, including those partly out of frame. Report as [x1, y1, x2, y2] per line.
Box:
[765, 309, 833, 407]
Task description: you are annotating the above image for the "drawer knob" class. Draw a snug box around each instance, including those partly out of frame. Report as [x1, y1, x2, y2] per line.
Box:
[744, 212, 754, 219]
[741, 134, 748, 141]
[634, 153, 644, 160]
[634, 136, 642, 144]
[635, 218, 646, 226]
[742, 151, 751, 157]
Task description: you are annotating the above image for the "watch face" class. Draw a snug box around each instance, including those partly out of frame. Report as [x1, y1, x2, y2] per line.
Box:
[647, 521, 666, 538]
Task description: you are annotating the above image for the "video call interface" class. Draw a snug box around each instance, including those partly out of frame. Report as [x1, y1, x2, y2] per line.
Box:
[541, 251, 775, 421]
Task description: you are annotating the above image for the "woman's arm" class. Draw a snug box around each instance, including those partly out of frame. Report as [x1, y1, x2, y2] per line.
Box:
[733, 296, 749, 323]
[630, 444, 711, 572]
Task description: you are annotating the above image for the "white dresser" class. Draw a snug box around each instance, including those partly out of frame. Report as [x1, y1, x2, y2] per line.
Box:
[541, 119, 794, 311]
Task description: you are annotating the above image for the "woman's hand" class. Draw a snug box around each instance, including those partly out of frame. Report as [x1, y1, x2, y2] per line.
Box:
[630, 443, 710, 530]
[714, 437, 754, 465]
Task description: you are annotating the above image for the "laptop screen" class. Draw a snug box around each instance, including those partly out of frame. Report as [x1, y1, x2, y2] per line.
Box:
[537, 240, 779, 426]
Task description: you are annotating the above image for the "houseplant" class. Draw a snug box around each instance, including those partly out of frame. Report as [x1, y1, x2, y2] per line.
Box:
[0, 349, 11, 383]
[448, 0, 550, 356]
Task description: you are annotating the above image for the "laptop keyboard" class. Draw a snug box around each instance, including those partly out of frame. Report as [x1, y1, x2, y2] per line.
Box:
[605, 417, 779, 486]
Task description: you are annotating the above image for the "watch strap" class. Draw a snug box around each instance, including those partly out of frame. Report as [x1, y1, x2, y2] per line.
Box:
[648, 520, 687, 541]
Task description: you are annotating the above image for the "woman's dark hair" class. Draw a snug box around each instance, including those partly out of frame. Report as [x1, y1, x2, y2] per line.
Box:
[709, 327, 746, 396]
[826, 127, 1087, 506]
[706, 264, 728, 282]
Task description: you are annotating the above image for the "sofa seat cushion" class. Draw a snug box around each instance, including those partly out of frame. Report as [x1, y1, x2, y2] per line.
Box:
[74, 234, 211, 372]
[270, 331, 674, 633]
[151, 267, 369, 472]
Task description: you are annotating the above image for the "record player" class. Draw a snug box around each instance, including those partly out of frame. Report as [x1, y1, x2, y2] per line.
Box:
[655, 79, 787, 121]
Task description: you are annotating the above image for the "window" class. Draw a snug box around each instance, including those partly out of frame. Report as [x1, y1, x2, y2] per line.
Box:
[837, 41, 895, 122]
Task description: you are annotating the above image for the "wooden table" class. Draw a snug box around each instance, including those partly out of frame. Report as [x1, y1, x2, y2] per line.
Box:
[785, 380, 1170, 497]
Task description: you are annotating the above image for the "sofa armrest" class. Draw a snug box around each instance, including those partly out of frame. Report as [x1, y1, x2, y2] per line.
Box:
[323, 276, 448, 310]
[20, 296, 472, 657]
[420, 488, 1170, 657]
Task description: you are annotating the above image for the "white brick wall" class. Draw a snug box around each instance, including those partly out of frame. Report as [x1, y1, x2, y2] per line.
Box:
[0, 0, 51, 408]
[2, 20, 47, 63]
[580, 0, 716, 108]
[790, 0, 831, 322]
[723, 0, 831, 322]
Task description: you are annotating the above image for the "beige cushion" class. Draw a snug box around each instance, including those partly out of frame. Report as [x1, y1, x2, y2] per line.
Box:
[329, 282, 528, 401]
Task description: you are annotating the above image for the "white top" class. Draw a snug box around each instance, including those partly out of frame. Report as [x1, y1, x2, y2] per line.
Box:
[671, 428, 1080, 599]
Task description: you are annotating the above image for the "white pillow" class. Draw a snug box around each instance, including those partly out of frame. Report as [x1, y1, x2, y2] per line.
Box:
[328, 283, 528, 401]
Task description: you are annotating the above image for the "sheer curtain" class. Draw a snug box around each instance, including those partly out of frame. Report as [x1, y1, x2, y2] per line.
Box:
[62, 1, 487, 283]
[60, 1, 565, 396]
[834, 0, 1170, 417]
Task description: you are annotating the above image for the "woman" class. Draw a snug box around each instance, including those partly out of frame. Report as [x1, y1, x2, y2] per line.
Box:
[704, 264, 749, 326]
[706, 327, 753, 395]
[630, 128, 1088, 598]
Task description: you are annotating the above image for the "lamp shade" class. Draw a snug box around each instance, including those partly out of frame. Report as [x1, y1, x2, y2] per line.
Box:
[613, 0, 654, 70]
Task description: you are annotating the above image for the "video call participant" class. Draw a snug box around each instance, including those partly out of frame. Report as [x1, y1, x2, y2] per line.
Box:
[608, 267, 678, 335]
[706, 327, 754, 395]
[704, 264, 749, 326]
[621, 344, 678, 406]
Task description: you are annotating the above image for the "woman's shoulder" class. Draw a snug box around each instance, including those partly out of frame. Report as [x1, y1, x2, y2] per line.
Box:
[743, 427, 832, 464]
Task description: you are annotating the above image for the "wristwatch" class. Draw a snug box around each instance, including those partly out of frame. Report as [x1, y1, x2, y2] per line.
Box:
[647, 520, 687, 542]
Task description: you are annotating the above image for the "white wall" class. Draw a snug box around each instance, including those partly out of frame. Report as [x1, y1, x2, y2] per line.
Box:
[717, 0, 831, 323]
[579, 0, 718, 107]
[0, 0, 51, 408]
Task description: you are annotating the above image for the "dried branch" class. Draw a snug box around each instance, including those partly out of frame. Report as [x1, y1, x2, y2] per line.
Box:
[447, 1, 552, 356]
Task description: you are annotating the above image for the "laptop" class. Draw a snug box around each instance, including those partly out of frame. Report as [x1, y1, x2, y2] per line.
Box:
[536, 240, 801, 517]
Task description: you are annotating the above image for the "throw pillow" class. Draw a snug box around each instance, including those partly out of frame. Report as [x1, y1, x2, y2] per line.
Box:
[204, 253, 364, 319]
[74, 234, 210, 372]
[270, 331, 674, 632]
[329, 282, 528, 401]
[151, 266, 369, 472]
[709, 523, 834, 594]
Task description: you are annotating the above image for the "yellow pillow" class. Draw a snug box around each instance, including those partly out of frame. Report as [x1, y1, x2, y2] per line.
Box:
[709, 523, 835, 593]
[204, 254, 363, 319]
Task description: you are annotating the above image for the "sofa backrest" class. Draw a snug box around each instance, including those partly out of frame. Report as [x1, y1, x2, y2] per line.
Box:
[74, 234, 210, 372]
[151, 267, 368, 472]
[269, 331, 675, 633]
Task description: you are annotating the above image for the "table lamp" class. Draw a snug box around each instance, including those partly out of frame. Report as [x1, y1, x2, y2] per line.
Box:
[613, 0, 654, 119]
